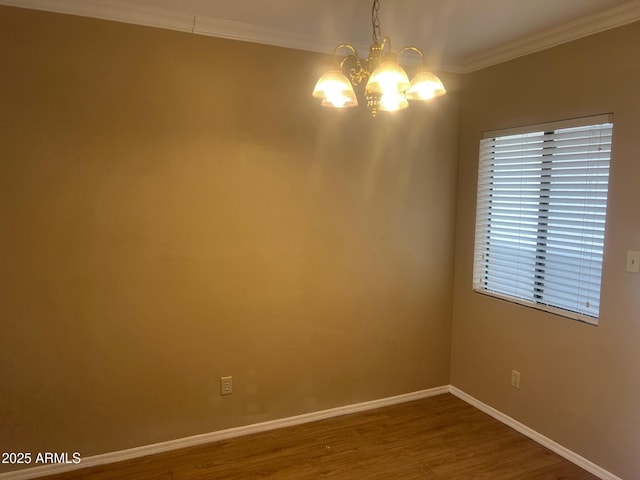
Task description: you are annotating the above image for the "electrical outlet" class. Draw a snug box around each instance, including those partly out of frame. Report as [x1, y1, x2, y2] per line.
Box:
[220, 376, 232, 396]
[511, 370, 521, 389]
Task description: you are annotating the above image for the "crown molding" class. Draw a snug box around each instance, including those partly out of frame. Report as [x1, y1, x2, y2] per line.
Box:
[0, 0, 367, 57]
[460, 0, 640, 73]
[192, 15, 370, 56]
[0, 0, 195, 32]
[1, 0, 639, 74]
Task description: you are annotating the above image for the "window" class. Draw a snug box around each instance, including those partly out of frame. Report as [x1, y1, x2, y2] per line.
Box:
[473, 114, 613, 324]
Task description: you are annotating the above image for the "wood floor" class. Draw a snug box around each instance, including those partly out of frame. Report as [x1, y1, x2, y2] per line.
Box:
[37, 394, 598, 479]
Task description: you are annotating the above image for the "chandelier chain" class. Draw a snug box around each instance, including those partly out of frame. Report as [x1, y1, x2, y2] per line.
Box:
[371, 0, 381, 43]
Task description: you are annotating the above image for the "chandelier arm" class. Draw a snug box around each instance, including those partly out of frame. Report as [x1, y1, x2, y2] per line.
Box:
[329, 43, 369, 86]
[380, 37, 392, 55]
[398, 46, 426, 63]
[339, 55, 356, 72]
[331, 43, 361, 64]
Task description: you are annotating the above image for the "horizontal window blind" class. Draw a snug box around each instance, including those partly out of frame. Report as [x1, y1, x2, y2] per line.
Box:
[473, 115, 613, 324]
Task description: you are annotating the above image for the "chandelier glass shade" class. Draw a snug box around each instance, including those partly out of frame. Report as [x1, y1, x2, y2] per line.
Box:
[312, 70, 358, 108]
[313, 0, 446, 116]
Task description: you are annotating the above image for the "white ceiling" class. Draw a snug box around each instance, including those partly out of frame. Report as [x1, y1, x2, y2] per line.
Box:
[3, 0, 640, 72]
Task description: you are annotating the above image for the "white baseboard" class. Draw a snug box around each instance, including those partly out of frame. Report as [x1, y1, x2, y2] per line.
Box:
[449, 386, 621, 480]
[0, 386, 448, 480]
[1, 385, 622, 480]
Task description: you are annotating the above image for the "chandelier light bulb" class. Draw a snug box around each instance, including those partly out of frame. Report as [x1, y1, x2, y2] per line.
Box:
[365, 59, 410, 97]
[379, 91, 409, 112]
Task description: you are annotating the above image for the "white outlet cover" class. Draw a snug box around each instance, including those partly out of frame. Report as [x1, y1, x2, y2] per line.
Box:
[626, 251, 640, 273]
[511, 370, 521, 389]
[220, 376, 232, 395]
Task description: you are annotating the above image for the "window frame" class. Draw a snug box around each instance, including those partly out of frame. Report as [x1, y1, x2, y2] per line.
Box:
[472, 114, 613, 325]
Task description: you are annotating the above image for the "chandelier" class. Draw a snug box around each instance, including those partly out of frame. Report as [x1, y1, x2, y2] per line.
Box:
[312, 0, 446, 117]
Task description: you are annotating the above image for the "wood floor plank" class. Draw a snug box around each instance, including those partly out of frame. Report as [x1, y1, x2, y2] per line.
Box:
[34, 393, 599, 479]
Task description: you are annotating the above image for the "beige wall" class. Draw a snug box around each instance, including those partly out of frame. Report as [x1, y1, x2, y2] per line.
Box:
[451, 21, 640, 480]
[0, 6, 460, 472]
[5, 4, 636, 478]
